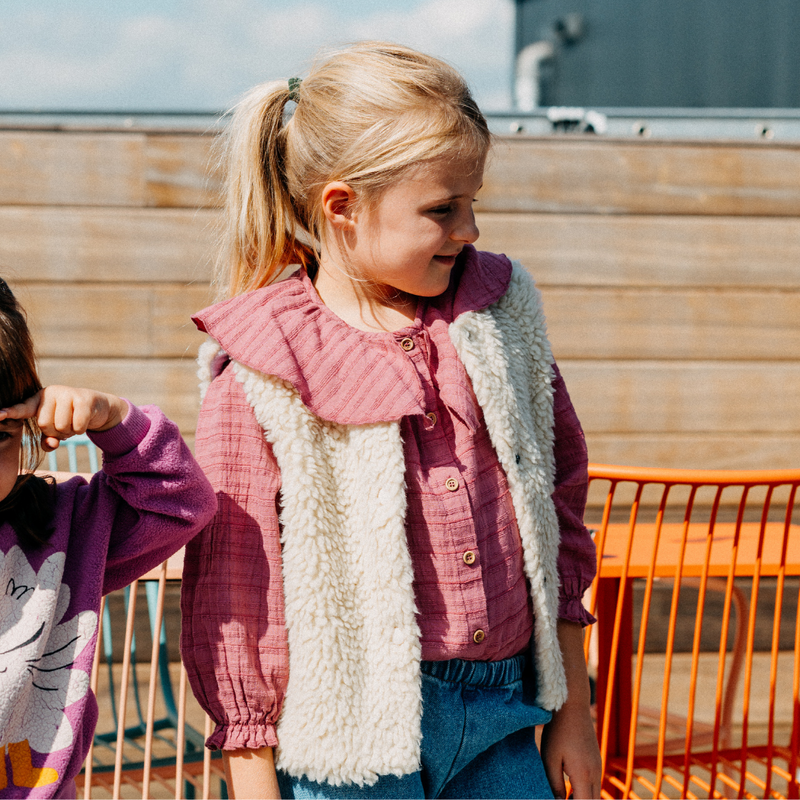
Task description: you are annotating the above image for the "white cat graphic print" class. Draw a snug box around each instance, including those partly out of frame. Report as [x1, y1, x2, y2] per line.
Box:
[0, 546, 96, 790]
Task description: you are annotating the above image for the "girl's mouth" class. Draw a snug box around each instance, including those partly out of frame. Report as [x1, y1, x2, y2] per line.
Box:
[434, 254, 458, 266]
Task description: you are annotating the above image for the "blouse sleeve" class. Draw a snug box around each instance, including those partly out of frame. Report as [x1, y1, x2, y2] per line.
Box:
[180, 365, 289, 751]
[551, 363, 597, 626]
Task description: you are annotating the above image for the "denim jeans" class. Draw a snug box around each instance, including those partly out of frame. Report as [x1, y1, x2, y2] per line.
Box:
[277, 652, 555, 799]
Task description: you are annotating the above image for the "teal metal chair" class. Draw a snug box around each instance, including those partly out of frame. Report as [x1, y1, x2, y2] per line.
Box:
[46, 432, 99, 473]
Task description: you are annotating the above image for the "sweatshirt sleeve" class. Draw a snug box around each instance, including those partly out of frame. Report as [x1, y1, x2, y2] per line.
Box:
[180, 366, 288, 751]
[551, 363, 597, 626]
[70, 402, 217, 594]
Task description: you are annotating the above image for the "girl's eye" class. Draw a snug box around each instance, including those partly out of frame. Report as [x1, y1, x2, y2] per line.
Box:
[0, 432, 10, 444]
[429, 205, 452, 215]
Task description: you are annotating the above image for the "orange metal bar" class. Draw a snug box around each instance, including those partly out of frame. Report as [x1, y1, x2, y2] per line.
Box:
[791, 577, 800, 800]
[142, 564, 168, 798]
[598, 478, 641, 764]
[176, 666, 189, 800]
[708, 487, 748, 797]
[203, 716, 213, 800]
[764, 488, 792, 798]
[737, 486, 771, 798]
[113, 580, 138, 800]
[682, 484, 724, 798]
[588, 464, 800, 487]
[82, 595, 105, 799]
[623, 483, 669, 795]
[654, 486, 697, 798]
[599, 482, 642, 773]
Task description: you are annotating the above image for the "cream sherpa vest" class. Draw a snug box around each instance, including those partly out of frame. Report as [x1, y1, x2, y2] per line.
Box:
[197, 263, 567, 787]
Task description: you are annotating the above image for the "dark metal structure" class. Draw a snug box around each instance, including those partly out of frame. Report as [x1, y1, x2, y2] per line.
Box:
[514, 0, 800, 109]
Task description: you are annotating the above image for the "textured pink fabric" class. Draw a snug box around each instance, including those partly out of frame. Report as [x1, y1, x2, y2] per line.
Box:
[181, 246, 596, 751]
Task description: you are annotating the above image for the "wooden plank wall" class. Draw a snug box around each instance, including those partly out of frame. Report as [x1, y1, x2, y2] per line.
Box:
[0, 130, 219, 446]
[2, 128, 798, 469]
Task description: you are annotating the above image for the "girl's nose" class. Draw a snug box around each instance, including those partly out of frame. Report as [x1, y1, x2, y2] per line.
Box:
[452, 210, 479, 244]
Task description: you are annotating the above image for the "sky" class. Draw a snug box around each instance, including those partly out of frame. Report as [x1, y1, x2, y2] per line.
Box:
[0, 0, 516, 113]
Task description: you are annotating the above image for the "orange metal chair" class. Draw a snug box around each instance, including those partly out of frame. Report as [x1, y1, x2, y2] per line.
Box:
[585, 464, 800, 799]
[79, 560, 226, 799]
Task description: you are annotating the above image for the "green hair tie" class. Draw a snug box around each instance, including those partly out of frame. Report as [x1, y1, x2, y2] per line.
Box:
[288, 77, 302, 102]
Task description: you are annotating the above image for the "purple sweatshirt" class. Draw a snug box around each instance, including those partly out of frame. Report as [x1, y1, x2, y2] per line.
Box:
[0, 403, 216, 799]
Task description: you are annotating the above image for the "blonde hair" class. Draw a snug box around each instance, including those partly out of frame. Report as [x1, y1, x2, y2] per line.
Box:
[216, 41, 491, 298]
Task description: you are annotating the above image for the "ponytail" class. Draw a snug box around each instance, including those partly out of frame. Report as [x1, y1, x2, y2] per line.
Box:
[217, 81, 316, 298]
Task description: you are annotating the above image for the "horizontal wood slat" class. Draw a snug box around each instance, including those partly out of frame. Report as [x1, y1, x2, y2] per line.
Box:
[584, 433, 800, 472]
[14, 283, 213, 358]
[478, 213, 800, 288]
[542, 287, 800, 361]
[0, 207, 216, 282]
[560, 360, 800, 434]
[38, 358, 200, 435]
[480, 138, 800, 216]
[0, 132, 221, 208]
[0, 132, 146, 206]
[144, 135, 221, 208]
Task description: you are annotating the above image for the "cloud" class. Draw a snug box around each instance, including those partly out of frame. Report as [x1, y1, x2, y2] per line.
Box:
[0, 0, 513, 111]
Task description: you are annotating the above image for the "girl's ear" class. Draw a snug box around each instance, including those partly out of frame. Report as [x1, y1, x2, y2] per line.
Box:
[321, 181, 358, 230]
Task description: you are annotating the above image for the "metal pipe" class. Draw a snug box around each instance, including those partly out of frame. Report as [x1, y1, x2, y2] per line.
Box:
[515, 40, 555, 111]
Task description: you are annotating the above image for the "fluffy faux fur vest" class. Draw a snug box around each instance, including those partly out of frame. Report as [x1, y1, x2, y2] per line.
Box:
[197, 262, 567, 786]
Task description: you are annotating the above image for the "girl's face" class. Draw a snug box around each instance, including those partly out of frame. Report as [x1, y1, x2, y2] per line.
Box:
[323, 154, 484, 308]
[0, 420, 23, 503]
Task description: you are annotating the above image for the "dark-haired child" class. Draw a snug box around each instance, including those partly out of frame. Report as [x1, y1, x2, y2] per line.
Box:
[0, 279, 216, 799]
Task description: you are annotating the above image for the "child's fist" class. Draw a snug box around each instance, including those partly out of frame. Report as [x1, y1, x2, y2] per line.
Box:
[0, 386, 128, 451]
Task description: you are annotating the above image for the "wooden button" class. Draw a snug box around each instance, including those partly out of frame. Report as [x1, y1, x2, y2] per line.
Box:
[400, 337, 414, 352]
[473, 629, 486, 644]
[462, 550, 476, 565]
[445, 477, 459, 492]
[425, 411, 437, 427]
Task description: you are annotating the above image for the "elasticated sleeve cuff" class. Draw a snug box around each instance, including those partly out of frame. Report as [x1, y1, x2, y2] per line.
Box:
[558, 576, 597, 627]
[87, 400, 152, 458]
[206, 721, 279, 752]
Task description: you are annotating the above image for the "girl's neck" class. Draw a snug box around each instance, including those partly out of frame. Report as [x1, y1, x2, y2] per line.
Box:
[312, 261, 417, 333]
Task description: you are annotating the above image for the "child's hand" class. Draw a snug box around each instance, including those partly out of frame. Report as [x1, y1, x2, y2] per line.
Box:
[541, 621, 603, 799]
[0, 386, 128, 451]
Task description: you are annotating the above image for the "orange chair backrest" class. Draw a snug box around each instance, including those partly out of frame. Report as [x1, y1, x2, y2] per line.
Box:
[585, 464, 800, 799]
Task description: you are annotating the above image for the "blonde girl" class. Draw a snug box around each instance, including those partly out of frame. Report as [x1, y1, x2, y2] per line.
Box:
[181, 42, 601, 799]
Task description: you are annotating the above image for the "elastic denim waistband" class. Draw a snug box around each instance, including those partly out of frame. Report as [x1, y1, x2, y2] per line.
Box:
[421, 652, 526, 687]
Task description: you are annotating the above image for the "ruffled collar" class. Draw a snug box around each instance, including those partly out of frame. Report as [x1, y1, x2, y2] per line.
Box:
[193, 245, 512, 425]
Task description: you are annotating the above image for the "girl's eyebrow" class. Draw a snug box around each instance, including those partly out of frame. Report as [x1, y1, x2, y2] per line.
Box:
[428, 184, 484, 204]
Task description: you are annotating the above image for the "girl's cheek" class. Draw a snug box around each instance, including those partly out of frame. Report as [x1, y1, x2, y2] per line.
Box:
[0, 450, 21, 503]
[0, 429, 24, 502]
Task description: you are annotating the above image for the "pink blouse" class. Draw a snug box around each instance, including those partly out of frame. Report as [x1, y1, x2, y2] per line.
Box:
[180, 247, 596, 751]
